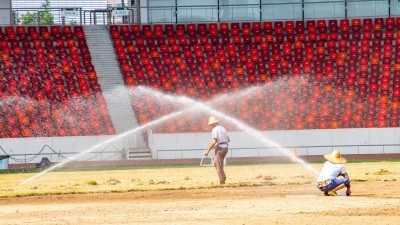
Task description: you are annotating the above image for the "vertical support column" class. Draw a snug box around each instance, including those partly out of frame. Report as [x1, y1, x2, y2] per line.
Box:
[80, 8, 83, 25]
[137, 0, 142, 24]
[218, 0, 220, 23]
[10, 9, 13, 25]
[37, 10, 41, 24]
[175, 0, 178, 24]
[107, 8, 111, 25]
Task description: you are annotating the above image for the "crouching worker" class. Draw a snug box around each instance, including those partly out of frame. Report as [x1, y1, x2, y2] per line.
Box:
[316, 150, 351, 196]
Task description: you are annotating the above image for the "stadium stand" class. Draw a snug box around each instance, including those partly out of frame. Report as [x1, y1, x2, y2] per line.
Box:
[110, 18, 400, 133]
[0, 25, 115, 137]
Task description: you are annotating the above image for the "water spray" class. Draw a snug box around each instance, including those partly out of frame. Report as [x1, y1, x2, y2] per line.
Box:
[21, 84, 319, 184]
[21, 85, 261, 184]
[138, 86, 319, 175]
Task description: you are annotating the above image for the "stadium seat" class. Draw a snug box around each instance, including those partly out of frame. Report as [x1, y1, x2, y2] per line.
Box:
[0, 25, 115, 137]
[103, 16, 400, 132]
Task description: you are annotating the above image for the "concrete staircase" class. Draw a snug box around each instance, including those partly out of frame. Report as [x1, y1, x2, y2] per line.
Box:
[127, 147, 152, 160]
[84, 25, 148, 151]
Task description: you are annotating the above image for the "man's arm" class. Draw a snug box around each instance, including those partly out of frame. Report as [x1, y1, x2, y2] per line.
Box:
[204, 138, 217, 156]
[342, 172, 350, 182]
[338, 172, 351, 187]
[342, 172, 351, 196]
[339, 171, 350, 179]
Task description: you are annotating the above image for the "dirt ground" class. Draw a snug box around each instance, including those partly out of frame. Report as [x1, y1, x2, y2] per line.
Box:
[0, 182, 399, 225]
[0, 161, 400, 225]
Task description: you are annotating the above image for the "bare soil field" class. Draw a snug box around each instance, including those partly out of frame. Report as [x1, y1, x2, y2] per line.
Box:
[0, 161, 399, 225]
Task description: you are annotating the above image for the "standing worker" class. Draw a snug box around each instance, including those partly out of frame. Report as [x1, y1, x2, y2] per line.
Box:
[204, 116, 230, 185]
[316, 150, 351, 196]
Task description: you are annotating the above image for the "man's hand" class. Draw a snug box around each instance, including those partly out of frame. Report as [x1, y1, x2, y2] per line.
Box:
[346, 187, 351, 196]
[205, 139, 217, 156]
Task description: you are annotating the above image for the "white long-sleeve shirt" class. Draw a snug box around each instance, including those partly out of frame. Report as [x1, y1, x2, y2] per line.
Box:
[317, 161, 346, 182]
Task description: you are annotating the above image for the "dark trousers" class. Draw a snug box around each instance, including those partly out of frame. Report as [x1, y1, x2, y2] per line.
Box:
[214, 147, 228, 184]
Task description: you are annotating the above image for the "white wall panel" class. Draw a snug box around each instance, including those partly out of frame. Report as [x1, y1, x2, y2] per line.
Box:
[1, 128, 400, 164]
[150, 128, 400, 159]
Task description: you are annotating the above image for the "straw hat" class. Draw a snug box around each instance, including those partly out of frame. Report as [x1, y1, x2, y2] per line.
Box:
[207, 116, 220, 125]
[324, 150, 347, 164]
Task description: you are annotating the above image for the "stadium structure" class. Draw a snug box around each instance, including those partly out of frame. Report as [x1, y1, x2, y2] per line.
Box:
[0, 0, 400, 168]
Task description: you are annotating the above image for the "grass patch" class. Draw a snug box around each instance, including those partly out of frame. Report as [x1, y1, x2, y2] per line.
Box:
[106, 178, 121, 185]
[347, 159, 400, 163]
[0, 162, 399, 199]
[55, 164, 203, 172]
[352, 179, 368, 182]
[0, 168, 46, 174]
[86, 180, 98, 185]
[373, 169, 392, 175]
[2, 158, 400, 174]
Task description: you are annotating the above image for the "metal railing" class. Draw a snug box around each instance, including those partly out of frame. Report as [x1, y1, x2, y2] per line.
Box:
[0, 7, 136, 25]
[0, 0, 397, 26]
[0, 143, 126, 165]
[155, 143, 400, 159]
[1, 7, 83, 25]
[137, 0, 393, 24]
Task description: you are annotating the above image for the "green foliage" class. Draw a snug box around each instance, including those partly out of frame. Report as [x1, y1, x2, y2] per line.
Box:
[70, 20, 78, 26]
[20, 12, 36, 25]
[16, 0, 55, 25]
[18, 11, 55, 25]
[39, 10, 55, 25]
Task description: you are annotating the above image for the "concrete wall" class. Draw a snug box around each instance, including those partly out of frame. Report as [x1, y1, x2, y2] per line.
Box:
[0, 0, 11, 25]
[149, 128, 400, 159]
[1, 127, 400, 165]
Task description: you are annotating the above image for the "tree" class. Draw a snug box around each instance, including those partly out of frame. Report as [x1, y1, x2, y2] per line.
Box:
[13, 11, 21, 24]
[20, 12, 37, 25]
[17, 0, 55, 25]
[39, 11, 55, 25]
